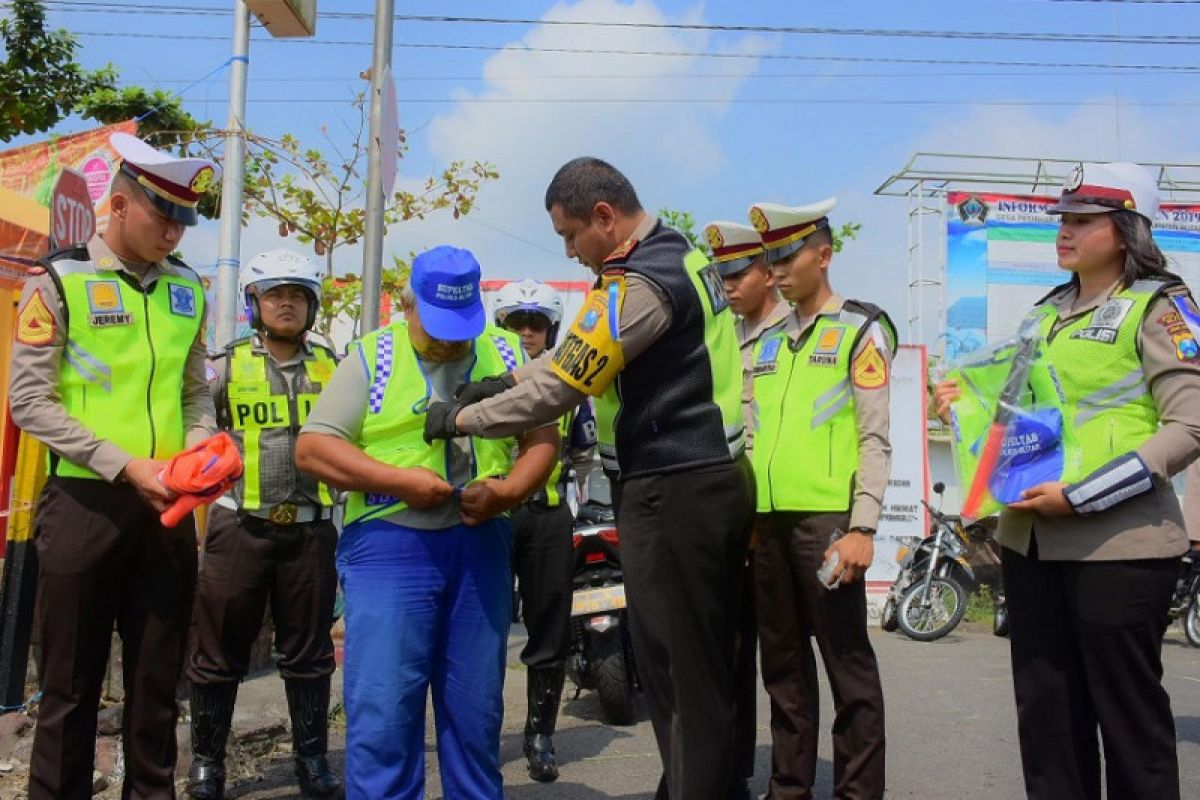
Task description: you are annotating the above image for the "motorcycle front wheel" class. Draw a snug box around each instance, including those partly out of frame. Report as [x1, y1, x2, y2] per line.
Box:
[590, 628, 637, 725]
[897, 577, 966, 642]
[1185, 596, 1200, 648]
[880, 595, 899, 632]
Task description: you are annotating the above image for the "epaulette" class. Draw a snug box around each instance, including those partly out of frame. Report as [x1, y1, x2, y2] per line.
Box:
[1033, 280, 1076, 307]
[603, 237, 640, 264]
[41, 244, 90, 266]
[164, 253, 201, 282]
[842, 298, 899, 349]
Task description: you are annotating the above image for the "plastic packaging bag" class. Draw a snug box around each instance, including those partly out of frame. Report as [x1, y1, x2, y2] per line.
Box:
[945, 312, 1078, 522]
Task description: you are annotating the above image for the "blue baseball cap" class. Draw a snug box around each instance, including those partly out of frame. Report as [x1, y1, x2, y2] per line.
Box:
[987, 408, 1066, 505]
[410, 245, 486, 341]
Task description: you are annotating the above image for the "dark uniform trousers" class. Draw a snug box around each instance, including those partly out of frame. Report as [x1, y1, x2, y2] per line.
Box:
[510, 501, 575, 669]
[619, 457, 756, 800]
[1002, 538, 1180, 800]
[30, 477, 198, 800]
[187, 505, 337, 684]
[755, 510, 886, 800]
[732, 556, 759, 779]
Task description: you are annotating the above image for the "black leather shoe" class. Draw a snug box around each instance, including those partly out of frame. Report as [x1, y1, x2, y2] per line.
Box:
[523, 732, 560, 783]
[186, 755, 226, 800]
[294, 753, 342, 798]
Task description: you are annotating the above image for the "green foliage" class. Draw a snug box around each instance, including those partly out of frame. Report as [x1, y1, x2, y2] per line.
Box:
[0, 0, 116, 140]
[658, 207, 707, 256]
[189, 90, 498, 348]
[831, 221, 862, 253]
[77, 86, 207, 151]
[964, 584, 997, 625]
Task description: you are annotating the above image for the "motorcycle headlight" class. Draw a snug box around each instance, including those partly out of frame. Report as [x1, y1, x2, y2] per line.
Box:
[895, 546, 910, 563]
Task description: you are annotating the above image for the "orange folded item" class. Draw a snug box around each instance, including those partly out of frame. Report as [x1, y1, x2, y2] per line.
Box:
[157, 432, 244, 528]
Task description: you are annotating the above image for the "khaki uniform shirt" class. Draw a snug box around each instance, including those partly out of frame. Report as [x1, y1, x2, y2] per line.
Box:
[737, 297, 790, 456]
[770, 293, 893, 531]
[8, 235, 217, 482]
[997, 281, 1200, 561]
[461, 216, 673, 438]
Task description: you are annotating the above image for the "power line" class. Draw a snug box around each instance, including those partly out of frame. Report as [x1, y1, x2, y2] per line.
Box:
[27, 2, 1200, 46]
[51, 96, 1200, 107]
[63, 31, 1200, 72]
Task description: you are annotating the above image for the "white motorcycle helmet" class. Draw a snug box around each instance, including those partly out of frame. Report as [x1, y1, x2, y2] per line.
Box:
[493, 279, 564, 347]
[239, 248, 323, 332]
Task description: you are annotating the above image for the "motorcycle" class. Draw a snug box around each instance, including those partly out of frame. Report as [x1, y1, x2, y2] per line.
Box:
[1168, 549, 1200, 647]
[565, 474, 639, 725]
[880, 482, 975, 641]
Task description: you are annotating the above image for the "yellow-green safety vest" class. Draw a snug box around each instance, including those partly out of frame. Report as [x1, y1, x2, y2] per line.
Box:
[343, 322, 522, 526]
[224, 340, 337, 510]
[752, 304, 895, 513]
[1035, 279, 1169, 481]
[51, 253, 204, 479]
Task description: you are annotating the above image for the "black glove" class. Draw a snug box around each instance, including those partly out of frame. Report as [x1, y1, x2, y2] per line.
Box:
[423, 401, 463, 443]
[455, 373, 516, 406]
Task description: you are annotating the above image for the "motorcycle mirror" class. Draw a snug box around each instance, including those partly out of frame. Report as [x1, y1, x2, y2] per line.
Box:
[933, 481, 945, 494]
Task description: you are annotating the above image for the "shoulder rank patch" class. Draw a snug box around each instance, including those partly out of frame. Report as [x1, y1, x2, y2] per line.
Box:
[604, 237, 639, 264]
[17, 289, 55, 346]
[1157, 308, 1200, 361]
[852, 339, 888, 389]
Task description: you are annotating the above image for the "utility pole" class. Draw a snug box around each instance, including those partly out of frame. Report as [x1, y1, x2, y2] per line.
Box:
[214, 0, 252, 349]
[360, 0, 395, 334]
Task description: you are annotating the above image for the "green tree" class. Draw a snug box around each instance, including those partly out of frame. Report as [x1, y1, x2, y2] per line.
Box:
[191, 91, 498, 348]
[78, 86, 206, 151]
[0, 0, 115, 140]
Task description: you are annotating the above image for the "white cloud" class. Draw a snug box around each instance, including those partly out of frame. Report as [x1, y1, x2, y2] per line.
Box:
[386, 0, 774, 280]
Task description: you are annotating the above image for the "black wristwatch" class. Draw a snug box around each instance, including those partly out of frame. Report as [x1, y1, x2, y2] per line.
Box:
[849, 526, 876, 536]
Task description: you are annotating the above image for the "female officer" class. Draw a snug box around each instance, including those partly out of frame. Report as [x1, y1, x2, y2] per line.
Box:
[935, 161, 1200, 800]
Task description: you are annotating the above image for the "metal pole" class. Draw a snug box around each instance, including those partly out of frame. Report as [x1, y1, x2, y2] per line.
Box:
[214, 0, 251, 349]
[361, 0, 395, 334]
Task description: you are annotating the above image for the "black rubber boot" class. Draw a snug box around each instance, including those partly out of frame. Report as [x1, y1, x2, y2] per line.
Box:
[523, 665, 566, 782]
[285, 675, 342, 798]
[186, 682, 238, 800]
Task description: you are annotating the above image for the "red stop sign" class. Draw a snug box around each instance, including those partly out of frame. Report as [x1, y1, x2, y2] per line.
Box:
[50, 168, 97, 250]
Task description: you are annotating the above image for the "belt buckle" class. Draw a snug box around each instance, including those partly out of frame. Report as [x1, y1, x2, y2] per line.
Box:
[268, 503, 298, 525]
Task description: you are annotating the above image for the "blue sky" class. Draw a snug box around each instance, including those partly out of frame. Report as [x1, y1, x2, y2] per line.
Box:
[26, 0, 1200, 343]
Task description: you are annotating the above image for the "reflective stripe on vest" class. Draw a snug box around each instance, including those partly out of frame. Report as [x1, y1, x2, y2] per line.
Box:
[343, 323, 520, 526]
[1037, 280, 1164, 481]
[684, 248, 746, 462]
[541, 412, 575, 507]
[752, 309, 874, 512]
[53, 257, 204, 479]
[226, 342, 336, 510]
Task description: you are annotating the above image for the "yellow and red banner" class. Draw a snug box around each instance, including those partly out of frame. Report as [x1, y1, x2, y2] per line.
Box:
[0, 121, 135, 289]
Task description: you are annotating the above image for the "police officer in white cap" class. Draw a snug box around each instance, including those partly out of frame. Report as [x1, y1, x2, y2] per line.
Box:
[9, 133, 219, 798]
[934, 162, 1200, 799]
[748, 197, 894, 799]
[704, 220, 789, 786]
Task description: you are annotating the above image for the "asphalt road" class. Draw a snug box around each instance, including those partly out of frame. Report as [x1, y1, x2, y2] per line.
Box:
[235, 621, 1200, 799]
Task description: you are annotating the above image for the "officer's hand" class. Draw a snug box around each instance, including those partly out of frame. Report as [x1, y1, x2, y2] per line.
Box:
[1009, 481, 1072, 516]
[827, 531, 874, 585]
[423, 401, 463, 442]
[121, 458, 174, 512]
[455, 373, 516, 406]
[931, 379, 960, 423]
[396, 467, 454, 509]
[459, 478, 516, 527]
